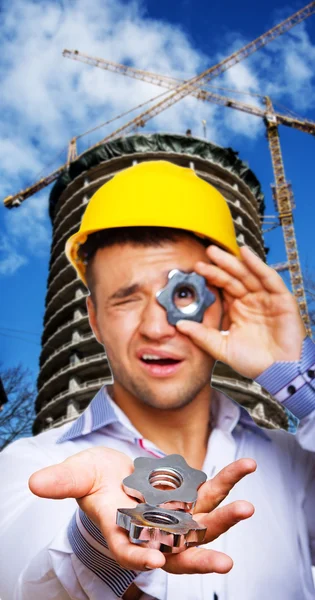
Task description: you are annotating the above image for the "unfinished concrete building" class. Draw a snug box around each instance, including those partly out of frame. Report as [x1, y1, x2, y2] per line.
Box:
[34, 133, 289, 434]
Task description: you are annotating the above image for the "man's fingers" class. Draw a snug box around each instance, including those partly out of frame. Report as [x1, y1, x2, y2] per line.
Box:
[175, 319, 228, 362]
[239, 246, 288, 293]
[198, 500, 255, 544]
[29, 452, 97, 499]
[106, 525, 233, 574]
[195, 262, 248, 298]
[164, 546, 233, 575]
[29, 447, 133, 500]
[106, 526, 166, 571]
[205, 245, 262, 292]
[103, 501, 251, 573]
[195, 458, 257, 514]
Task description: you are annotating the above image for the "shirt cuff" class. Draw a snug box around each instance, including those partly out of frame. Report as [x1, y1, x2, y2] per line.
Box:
[255, 337, 315, 420]
[68, 508, 138, 598]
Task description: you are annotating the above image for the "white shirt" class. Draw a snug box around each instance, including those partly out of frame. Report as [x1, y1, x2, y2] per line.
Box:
[0, 380, 315, 600]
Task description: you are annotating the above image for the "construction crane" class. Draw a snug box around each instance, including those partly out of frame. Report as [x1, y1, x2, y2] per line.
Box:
[4, 0, 315, 209]
[63, 58, 315, 336]
[68, 0, 315, 156]
[63, 49, 315, 139]
[3, 1, 315, 335]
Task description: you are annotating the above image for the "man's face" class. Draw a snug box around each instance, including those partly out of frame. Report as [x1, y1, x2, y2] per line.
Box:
[87, 237, 224, 411]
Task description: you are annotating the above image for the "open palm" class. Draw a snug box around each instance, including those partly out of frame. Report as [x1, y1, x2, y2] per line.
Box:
[29, 447, 256, 574]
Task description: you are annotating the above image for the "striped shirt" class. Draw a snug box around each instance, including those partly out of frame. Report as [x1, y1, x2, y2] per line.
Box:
[0, 337, 315, 599]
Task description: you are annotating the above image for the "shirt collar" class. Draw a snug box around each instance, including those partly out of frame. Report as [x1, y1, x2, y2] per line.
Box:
[57, 386, 118, 443]
[57, 385, 270, 444]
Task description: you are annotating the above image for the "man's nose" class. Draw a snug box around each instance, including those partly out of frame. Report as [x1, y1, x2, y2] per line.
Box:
[138, 296, 176, 340]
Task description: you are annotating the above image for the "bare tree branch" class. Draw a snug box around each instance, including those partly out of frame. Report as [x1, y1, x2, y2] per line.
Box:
[0, 364, 35, 451]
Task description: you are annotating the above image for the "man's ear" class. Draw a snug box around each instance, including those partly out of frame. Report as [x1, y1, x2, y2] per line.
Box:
[86, 295, 103, 345]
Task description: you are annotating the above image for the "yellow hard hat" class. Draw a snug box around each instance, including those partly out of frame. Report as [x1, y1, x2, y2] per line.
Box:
[65, 160, 240, 285]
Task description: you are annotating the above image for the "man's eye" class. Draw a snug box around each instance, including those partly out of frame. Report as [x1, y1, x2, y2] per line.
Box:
[173, 286, 196, 308]
[115, 297, 139, 306]
[175, 287, 193, 299]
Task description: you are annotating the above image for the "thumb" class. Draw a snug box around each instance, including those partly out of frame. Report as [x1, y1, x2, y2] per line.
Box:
[29, 449, 97, 499]
[176, 320, 228, 361]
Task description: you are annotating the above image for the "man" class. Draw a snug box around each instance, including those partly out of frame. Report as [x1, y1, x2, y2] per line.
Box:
[0, 161, 314, 600]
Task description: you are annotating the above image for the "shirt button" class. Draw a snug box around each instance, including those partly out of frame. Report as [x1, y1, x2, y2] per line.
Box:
[307, 369, 315, 379]
[287, 385, 296, 395]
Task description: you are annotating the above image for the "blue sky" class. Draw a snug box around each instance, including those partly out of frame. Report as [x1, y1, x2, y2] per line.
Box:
[1, 0, 315, 384]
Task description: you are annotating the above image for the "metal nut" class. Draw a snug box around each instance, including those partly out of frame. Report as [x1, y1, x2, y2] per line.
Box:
[122, 454, 207, 512]
[116, 503, 206, 553]
[156, 269, 216, 325]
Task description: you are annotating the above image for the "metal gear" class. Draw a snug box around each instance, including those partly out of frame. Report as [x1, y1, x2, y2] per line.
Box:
[156, 269, 216, 325]
[116, 503, 206, 553]
[122, 454, 207, 512]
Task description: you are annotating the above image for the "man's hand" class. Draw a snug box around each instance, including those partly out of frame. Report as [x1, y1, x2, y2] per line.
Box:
[29, 447, 256, 574]
[176, 245, 306, 379]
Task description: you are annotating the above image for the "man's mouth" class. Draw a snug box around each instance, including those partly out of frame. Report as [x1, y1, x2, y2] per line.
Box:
[141, 354, 180, 365]
[137, 351, 184, 377]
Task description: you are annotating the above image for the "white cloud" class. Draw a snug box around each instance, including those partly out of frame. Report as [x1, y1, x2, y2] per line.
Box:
[0, 190, 51, 278]
[223, 62, 260, 94]
[0, 0, 212, 277]
[4, 193, 51, 257]
[0, 138, 42, 185]
[0, 238, 27, 276]
[1, 0, 315, 276]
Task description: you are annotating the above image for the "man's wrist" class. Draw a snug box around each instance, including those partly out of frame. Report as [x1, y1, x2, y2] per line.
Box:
[68, 508, 138, 598]
[255, 337, 315, 421]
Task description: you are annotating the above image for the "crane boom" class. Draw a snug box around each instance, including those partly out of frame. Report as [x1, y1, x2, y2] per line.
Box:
[63, 49, 315, 136]
[4, 0, 315, 208]
[3, 165, 66, 208]
[94, 0, 315, 145]
[64, 0, 315, 89]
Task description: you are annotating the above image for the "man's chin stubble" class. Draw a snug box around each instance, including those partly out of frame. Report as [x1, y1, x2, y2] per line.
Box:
[113, 370, 211, 411]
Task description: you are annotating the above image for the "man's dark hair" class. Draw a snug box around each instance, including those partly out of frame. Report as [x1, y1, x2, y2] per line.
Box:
[78, 226, 210, 297]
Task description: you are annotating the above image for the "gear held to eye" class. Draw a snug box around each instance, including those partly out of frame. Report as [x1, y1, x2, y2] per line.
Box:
[156, 269, 216, 325]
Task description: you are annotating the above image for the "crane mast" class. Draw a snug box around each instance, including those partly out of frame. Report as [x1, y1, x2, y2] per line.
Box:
[264, 98, 311, 335]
